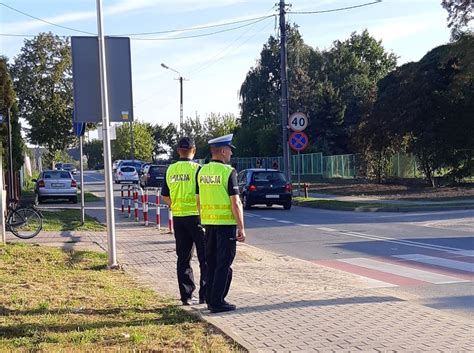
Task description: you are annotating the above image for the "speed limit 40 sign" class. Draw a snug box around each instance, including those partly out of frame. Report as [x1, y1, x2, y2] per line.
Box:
[289, 112, 308, 132]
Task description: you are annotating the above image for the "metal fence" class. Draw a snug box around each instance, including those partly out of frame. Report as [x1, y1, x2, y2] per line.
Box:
[200, 152, 419, 179]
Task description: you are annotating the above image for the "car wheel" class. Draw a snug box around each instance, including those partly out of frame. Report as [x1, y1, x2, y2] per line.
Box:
[242, 193, 252, 210]
[283, 202, 292, 210]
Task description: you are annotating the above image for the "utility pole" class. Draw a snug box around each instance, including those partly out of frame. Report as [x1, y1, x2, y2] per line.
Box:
[6, 108, 14, 200]
[179, 76, 183, 135]
[279, 0, 291, 182]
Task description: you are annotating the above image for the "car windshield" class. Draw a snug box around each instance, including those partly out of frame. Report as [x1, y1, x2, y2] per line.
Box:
[252, 172, 286, 183]
[43, 171, 71, 179]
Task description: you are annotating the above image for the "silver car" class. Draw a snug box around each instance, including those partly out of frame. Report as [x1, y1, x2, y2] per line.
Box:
[114, 165, 139, 184]
[62, 163, 77, 174]
[34, 170, 78, 204]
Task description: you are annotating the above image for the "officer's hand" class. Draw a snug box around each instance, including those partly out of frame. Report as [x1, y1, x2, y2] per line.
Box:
[236, 229, 246, 242]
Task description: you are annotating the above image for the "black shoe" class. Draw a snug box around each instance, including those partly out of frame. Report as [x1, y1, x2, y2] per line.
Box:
[208, 302, 236, 313]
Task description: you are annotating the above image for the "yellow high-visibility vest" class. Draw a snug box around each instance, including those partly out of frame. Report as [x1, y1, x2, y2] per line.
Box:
[198, 162, 237, 225]
[166, 161, 200, 217]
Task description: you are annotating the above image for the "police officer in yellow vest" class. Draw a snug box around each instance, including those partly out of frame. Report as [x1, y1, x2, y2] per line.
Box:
[162, 137, 207, 305]
[198, 134, 246, 313]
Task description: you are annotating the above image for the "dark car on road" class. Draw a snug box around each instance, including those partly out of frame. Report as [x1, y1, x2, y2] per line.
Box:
[140, 164, 168, 188]
[237, 168, 292, 210]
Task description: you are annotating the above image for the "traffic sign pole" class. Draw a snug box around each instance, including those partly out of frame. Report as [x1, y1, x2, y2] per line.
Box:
[96, 0, 118, 269]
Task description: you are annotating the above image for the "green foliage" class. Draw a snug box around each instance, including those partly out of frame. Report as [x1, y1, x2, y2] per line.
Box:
[0, 57, 24, 172]
[112, 121, 154, 161]
[10, 33, 74, 160]
[238, 26, 397, 156]
[83, 139, 103, 169]
[441, 0, 473, 40]
[364, 35, 474, 185]
[41, 149, 75, 170]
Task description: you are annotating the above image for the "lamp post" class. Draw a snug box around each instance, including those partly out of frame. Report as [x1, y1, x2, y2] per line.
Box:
[161, 63, 185, 134]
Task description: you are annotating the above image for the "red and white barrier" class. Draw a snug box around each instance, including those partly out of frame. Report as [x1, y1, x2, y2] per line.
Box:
[134, 188, 139, 221]
[127, 185, 132, 218]
[168, 208, 174, 234]
[155, 189, 161, 230]
[143, 189, 149, 226]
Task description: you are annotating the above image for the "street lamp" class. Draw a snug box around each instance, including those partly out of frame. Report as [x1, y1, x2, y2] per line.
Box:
[161, 63, 186, 134]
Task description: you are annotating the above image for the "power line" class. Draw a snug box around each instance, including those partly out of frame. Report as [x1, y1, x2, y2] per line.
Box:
[118, 15, 276, 36]
[288, 0, 382, 15]
[0, 2, 276, 38]
[0, 2, 95, 35]
[128, 16, 275, 41]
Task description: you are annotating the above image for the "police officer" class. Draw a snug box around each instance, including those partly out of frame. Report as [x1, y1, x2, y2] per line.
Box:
[197, 133, 246, 313]
[162, 137, 207, 305]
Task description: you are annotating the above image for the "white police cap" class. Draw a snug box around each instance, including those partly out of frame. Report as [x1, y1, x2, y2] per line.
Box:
[208, 134, 236, 148]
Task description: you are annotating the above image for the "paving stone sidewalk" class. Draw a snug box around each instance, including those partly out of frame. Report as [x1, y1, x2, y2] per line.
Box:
[7, 228, 474, 352]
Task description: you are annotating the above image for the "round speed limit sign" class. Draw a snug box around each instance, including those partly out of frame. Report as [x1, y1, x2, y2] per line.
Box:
[288, 112, 308, 132]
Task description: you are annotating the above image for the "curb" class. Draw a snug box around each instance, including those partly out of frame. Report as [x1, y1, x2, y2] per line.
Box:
[293, 200, 474, 212]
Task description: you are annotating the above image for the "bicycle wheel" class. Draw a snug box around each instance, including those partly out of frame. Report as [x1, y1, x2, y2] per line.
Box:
[8, 207, 43, 239]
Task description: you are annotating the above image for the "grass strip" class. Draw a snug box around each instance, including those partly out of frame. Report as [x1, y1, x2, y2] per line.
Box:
[0, 243, 243, 352]
[41, 209, 106, 232]
[293, 197, 474, 212]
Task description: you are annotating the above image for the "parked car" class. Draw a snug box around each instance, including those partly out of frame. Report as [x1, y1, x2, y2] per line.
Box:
[34, 170, 78, 204]
[114, 165, 139, 184]
[237, 168, 292, 210]
[112, 159, 122, 172]
[118, 160, 144, 173]
[55, 162, 63, 170]
[140, 164, 168, 188]
[61, 163, 77, 174]
[139, 162, 151, 176]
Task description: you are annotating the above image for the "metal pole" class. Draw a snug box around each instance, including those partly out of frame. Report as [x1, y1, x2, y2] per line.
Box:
[6, 109, 14, 201]
[79, 135, 85, 224]
[179, 76, 183, 134]
[0, 144, 6, 245]
[130, 121, 135, 160]
[279, 0, 291, 182]
[298, 151, 301, 196]
[96, 0, 118, 269]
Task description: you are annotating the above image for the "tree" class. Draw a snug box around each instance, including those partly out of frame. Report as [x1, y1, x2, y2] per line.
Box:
[112, 121, 154, 161]
[83, 139, 103, 169]
[365, 35, 474, 185]
[0, 56, 24, 172]
[10, 33, 74, 162]
[442, 0, 473, 40]
[239, 27, 397, 156]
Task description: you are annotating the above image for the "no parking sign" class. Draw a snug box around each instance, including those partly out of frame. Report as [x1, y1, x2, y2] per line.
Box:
[289, 131, 309, 152]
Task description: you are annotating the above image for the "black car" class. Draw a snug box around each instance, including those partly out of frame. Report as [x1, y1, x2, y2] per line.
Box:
[140, 164, 168, 188]
[237, 168, 292, 210]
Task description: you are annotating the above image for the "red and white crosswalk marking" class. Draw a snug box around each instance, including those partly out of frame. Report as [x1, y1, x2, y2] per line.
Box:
[314, 252, 474, 288]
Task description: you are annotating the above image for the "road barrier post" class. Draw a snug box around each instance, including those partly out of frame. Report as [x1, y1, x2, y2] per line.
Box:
[168, 208, 174, 234]
[127, 185, 132, 218]
[134, 187, 139, 221]
[156, 189, 161, 230]
[143, 188, 149, 226]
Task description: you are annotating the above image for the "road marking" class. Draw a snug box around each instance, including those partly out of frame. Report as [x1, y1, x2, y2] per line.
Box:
[317, 227, 338, 232]
[277, 220, 293, 224]
[261, 217, 276, 221]
[451, 250, 474, 257]
[296, 224, 312, 227]
[394, 254, 474, 273]
[339, 258, 469, 284]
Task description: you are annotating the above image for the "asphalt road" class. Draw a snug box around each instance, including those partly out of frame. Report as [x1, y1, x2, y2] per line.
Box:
[43, 171, 474, 319]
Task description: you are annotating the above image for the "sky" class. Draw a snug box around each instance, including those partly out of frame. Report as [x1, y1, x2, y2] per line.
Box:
[1, 0, 452, 136]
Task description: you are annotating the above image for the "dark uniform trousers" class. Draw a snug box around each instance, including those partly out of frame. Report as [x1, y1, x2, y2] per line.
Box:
[173, 215, 207, 302]
[205, 225, 237, 306]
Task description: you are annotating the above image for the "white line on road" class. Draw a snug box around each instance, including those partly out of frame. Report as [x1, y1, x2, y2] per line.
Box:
[261, 217, 277, 221]
[339, 258, 469, 284]
[277, 220, 293, 224]
[394, 254, 474, 273]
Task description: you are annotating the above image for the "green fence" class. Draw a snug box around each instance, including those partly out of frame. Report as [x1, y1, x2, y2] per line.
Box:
[201, 152, 419, 179]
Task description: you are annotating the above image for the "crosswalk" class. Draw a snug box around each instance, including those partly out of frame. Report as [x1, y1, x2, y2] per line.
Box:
[314, 251, 474, 288]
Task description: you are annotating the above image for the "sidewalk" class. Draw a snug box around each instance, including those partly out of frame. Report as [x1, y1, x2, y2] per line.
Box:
[10, 226, 474, 352]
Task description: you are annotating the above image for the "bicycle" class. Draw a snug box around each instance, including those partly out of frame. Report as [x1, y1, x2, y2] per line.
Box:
[5, 199, 43, 239]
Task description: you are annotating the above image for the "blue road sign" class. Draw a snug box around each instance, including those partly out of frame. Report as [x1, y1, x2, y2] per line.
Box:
[289, 131, 309, 152]
[73, 121, 86, 137]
